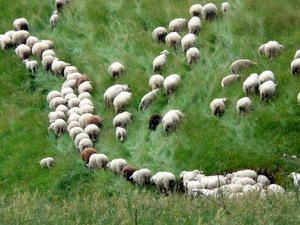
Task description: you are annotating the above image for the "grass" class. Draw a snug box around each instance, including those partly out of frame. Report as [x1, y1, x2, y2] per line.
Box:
[0, 0, 300, 224]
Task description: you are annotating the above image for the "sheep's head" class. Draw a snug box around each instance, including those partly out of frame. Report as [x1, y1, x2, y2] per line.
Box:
[160, 50, 169, 55]
[289, 172, 296, 178]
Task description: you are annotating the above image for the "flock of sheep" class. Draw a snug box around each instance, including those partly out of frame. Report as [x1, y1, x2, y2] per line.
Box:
[1, 0, 300, 199]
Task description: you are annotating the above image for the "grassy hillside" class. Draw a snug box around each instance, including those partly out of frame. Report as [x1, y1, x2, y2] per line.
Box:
[0, 0, 300, 224]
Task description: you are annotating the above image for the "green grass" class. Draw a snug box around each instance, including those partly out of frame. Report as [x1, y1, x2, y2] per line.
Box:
[0, 0, 300, 224]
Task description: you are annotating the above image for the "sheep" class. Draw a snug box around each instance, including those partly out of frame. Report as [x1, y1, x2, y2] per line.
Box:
[189, 4, 203, 17]
[210, 98, 227, 117]
[264, 41, 283, 59]
[294, 50, 300, 59]
[78, 92, 91, 101]
[130, 168, 152, 185]
[48, 119, 67, 136]
[139, 89, 160, 111]
[149, 74, 164, 90]
[190, 188, 220, 198]
[188, 17, 201, 34]
[42, 55, 56, 71]
[186, 180, 203, 195]
[103, 84, 131, 108]
[113, 111, 132, 128]
[113, 91, 132, 113]
[236, 97, 252, 114]
[180, 170, 204, 188]
[197, 175, 227, 190]
[78, 81, 93, 94]
[230, 59, 257, 74]
[4, 30, 15, 39]
[298, 92, 300, 104]
[148, 114, 161, 131]
[62, 79, 77, 89]
[220, 184, 244, 194]
[164, 74, 181, 96]
[165, 32, 181, 49]
[32, 42, 51, 59]
[55, 0, 66, 11]
[108, 62, 124, 79]
[86, 153, 109, 169]
[80, 148, 97, 164]
[231, 177, 256, 186]
[259, 80, 277, 101]
[243, 184, 262, 194]
[64, 66, 79, 77]
[69, 127, 84, 140]
[289, 172, 300, 189]
[258, 70, 275, 85]
[267, 184, 285, 195]
[61, 87, 74, 98]
[258, 44, 266, 56]
[115, 127, 127, 143]
[291, 58, 300, 76]
[65, 93, 77, 102]
[15, 44, 31, 59]
[51, 59, 70, 76]
[221, 74, 240, 88]
[181, 33, 197, 53]
[74, 132, 89, 147]
[49, 97, 66, 110]
[56, 104, 69, 116]
[79, 114, 103, 129]
[227, 169, 258, 181]
[50, 11, 59, 29]
[202, 3, 218, 21]
[67, 121, 81, 132]
[79, 98, 93, 107]
[121, 166, 137, 181]
[13, 18, 29, 31]
[47, 90, 62, 103]
[78, 138, 93, 152]
[0, 35, 12, 50]
[168, 18, 187, 32]
[79, 104, 94, 115]
[67, 72, 82, 81]
[107, 158, 128, 174]
[42, 49, 56, 59]
[76, 75, 89, 87]
[153, 50, 169, 73]
[162, 109, 184, 133]
[39, 157, 55, 170]
[221, 2, 230, 14]
[257, 175, 270, 187]
[84, 124, 100, 141]
[67, 113, 81, 124]
[152, 27, 168, 42]
[151, 172, 176, 193]
[48, 111, 66, 123]
[186, 47, 200, 65]
[26, 36, 39, 49]
[243, 73, 259, 95]
[23, 59, 38, 73]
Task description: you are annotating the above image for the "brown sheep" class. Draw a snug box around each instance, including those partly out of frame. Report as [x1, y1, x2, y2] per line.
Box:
[122, 166, 137, 181]
[76, 75, 90, 87]
[80, 114, 103, 129]
[80, 148, 97, 163]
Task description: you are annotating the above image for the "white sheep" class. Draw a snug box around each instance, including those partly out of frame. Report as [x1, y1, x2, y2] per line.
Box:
[13, 18, 29, 31]
[78, 92, 91, 101]
[48, 111, 66, 123]
[50, 11, 59, 29]
[23, 59, 38, 73]
[26, 36, 39, 49]
[67, 121, 81, 132]
[84, 124, 100, 141]
[78, 81, 93, 94]
[115, 127, 127, 143]
[221, 2, 230, 14]
[68, 97, 80, 108]
[221, 74, 240, 88]
[42, 49, 56, 59]
[162, 109, 184, 133]
[291, 58, 300, 76]
[267, 184, 285, 195]
[4, 30, 15, 39]
[67, 113, 81, 124]
[78, 138, 93, 152]
[210, 98, 227, 116]
[294, 50, 300, 59]
[79, 98, 93, 107]
[86, 153, 108, 169]
[107, 158, 128, 174]
[259, 80, 277, 101]
[61, 87, 74, 98]
[108, 62, 125, 79]
[186, 47, 200, 65]
[69, 127, 84, 140]
[79, 104, 94, 115]
[243, 184, 262, 194]
[15, 44, 31, 59]
[258, 70, 275, 85]
[230, 59, 257, 74]
[164, 74, 180, 96]
[153, 50, 169, 73]
[64, 66, 79, 77]
[202, 3, 218, 21]
[66, 72, 82, 81]
[197, 175, 227, 190]
[139, 89, 160, 111]
[220, 184, 244, 194]
[49, 97, 66, 110]
[264, 41, 283, 59]
[48, 119, 67, 136]
[257, 175, 270, 187]
[258, 44, 266, 56]
[47, 90, 61, 103]
[289, 172, 300, 189]
[231, 177, 256, 186]
[180, 170, 204, 188]
[188, 17, 201, 34]
[236, 97, 252, 114]
[62, 79, 77, 89]
[169, 18, 187, 32]
[151, 172, 176, 193]
[113, 111, 132, 128]
[189, 4, 202, 17]
[243, 73, 259, 95]
[42, 55, 56, 71]
[130, 168, 152, 185]
[103, 84, 130, 108]
[56, 104, 69, 116]
[149, 74, 164, 90]
[186, 180, 203, 196]
[74, 132, 90, 147]
[64, 93, 77, 102]
[68, 107, 80, 116]
[39, 157, 55, 170]
[165, 32, 181, 49]
[51, 59, 70, 76]
[227, 169, 257, 181]
[152, 27, 168, 42]
[0, 34, 12, 50]
[32, 41, 53, 58]
[181, 33, 197, 53]
[113, 91, 132, 113]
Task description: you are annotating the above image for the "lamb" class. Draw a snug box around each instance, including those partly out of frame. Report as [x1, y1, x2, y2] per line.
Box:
[26, 36, 39, 49]
[236, 97, 252, 114]
[67, 113, 80, 124]
[78, 138, 93, 152]
[64, 66, 79, 77]
[86, 153, 109, 169]
[152, 27, 168, 42]
[107, 158, 128, 174]
[80, 148, 97, 164]
[294, 50, 300, 59]
[121, 166, 137, 181]
[108, 62, 125, 79]
[186, 180, 203, 195]
[202, 3, 218, 21]
[56, 104, 69, 116]
[291, 58, 300, 76]
[189, 4, 203, 17]
[181, 33, 197, 53]
[68, 97, 80, 108]
[186, 47, 200, 65]
[221, 74, 240, 88]
[113, 91, 132, 113]
[47, 90, 61, 103]
[267, 184, 285, 195]
[180, 170, 204, 188]
[23, 59, 38, 73]
[78, 81, 93, 94]
[49, 97, 66, 110]
[221, 2, 230, 14]
[51, 59, 70, 76]
[151, 172, 176, 193]
[148, 114, 161, 131]
[231, 177, 256, 186]
[79, 114, 103, 129]
[230, 59, 257, 74]
[79, 104, 94, 115]
[164, 74, 181, 96]
[115, 127, 127, 143]
[42, 55, 56, 71]
[50, 11, 59, 29]
[32, 42, 52, 59]
[289, 172, 300, 189]
[162, 109, 184, 133]
[190, 188, 219, 198]
[257, 175, 270, 187]
[103, 84, 130, 108]
[78, 92, 91, 101]
[69, 127, 84, 140]
[48, 111, 66, 123]
[15, 44, 31, 59]
[48, 119, 67, 136]
[84, 124, 100, 141]
[0, 35, 12, 50]
[39, 157, 55, 170]
[130, 168, 152, 185]
[168, 18, 187, 32]
[74, 132, 89, 147]
[258, 70, 275, 85]
[113, 111, 132, 128]
[149, 74, 164, 90]
[139, 89, 160, 111]
[165, 32, 181, 49]
[243, 73, 259, 95]
[42, 49, 56, 59]
[55, 0, 66, 11]
[153, 50, 169, 73]
[188, 17, 201, 34]
[210, 98, 227, 117]
[264, 41, 283, 59]
[13, 18, 29, 31]
[259, 80, 277, 101]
